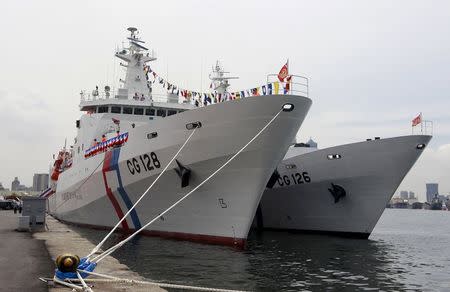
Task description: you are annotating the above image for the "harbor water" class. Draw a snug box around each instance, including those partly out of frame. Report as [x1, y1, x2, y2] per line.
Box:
[74, 209, 450, 291]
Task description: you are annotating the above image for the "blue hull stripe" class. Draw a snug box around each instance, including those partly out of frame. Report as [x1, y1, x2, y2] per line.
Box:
[111, 148, 142, 229]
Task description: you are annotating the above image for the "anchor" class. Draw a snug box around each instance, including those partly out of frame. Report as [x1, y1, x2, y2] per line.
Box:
[174, 159, 191, 188]
[266, 169, 281, 189]
[328, 183, 346, 203]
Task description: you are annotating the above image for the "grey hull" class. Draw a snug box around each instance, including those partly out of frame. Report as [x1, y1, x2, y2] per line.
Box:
[257, 135, 431, 236]
[50, 94, 312, 247]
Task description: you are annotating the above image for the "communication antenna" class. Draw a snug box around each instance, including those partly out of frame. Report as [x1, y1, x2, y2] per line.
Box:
[127, 27, 138, 38]
[209, 60, 238, 95]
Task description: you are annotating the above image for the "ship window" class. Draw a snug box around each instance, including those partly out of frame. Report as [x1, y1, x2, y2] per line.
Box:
[123, 107, 133, 114]
[98, 106, 109, 113]
[145, 108, 155, 116]
[157, 109, 166, 117]
[167, 110, 177, 116]
[134, 108, 144, 115]
[111, 106, 121, 113]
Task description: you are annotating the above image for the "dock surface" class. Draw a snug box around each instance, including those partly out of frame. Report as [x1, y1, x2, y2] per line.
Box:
[34, 214, 166, 292]
[0, 210, 53, 291]
[0, 210, 165, 292]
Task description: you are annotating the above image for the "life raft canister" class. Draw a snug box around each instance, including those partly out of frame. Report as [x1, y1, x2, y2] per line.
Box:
[50, 152, 64, 181]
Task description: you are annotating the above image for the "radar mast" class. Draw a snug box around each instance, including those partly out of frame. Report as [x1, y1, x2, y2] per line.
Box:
[114, 27, 156, 100]
[209, 61, 238, 95]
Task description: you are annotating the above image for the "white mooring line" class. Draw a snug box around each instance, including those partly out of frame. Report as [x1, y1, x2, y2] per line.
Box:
[44, 104, 292, 291]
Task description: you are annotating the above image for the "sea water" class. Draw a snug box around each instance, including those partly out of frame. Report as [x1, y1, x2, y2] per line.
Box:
[75, 209, 450, 291]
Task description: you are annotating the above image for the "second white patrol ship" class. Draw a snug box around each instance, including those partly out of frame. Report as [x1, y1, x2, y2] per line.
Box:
[255, 135, 431, 238]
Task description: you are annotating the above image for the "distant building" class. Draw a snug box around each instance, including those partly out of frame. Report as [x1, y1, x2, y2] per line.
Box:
[11, 177, 20, 191]
[0, 183, 4, 191]
[400, 190, 409, 200]
[33, 173, 49, 192]
[307, 137, 318, 148]
[426, 183, 439, 203]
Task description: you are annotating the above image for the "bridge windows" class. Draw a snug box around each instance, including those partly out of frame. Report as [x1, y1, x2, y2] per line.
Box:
[123, 107, 133, 114]
[92, 105, 182, 117]
[98, 106, 109, 113]
[111, 106, 121, 113]
[134, 108, 144, 115]
[156, 109, 166, 117]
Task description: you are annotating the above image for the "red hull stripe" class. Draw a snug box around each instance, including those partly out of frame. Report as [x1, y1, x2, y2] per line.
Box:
[54, 218, 246, 249]
[102, 151, 129, 230]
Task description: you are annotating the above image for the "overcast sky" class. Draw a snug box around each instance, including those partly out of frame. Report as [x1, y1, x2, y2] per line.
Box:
[1, 0, 449, 200]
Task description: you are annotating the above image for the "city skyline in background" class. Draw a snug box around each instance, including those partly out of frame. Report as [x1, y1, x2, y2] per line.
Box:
[1, 0, 449, 201]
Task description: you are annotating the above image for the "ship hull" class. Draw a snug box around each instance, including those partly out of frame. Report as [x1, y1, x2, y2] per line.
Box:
[257, 135, 431, 238]
[49, 94, 311, 247]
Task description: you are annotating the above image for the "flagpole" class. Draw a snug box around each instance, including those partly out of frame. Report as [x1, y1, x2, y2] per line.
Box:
[287, 58, 290, 94]
[420, 112, 423, 134]
[200, 57, 203, 94]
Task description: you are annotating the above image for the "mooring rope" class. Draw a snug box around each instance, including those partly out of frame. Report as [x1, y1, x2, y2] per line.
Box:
[73, 268, 249, 292]
[92, 108, 283, 263]
[86, 128, 197, 259]
[76, 271, 92, 292]
[53, 276, 87, 291]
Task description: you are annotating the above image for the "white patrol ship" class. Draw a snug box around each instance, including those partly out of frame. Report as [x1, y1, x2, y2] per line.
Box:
[255, 135, 431, 238]
[47, 27, 312, 247]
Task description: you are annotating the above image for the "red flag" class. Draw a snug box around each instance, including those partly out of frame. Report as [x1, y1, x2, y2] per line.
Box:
[278, 61, 289, 82]
[412, 113, 422, 127]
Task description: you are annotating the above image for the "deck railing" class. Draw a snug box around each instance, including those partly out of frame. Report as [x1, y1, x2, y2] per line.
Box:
[80, 90, 173, 104]
[266, 74, 309, 98]
[80, 73, 310, 107]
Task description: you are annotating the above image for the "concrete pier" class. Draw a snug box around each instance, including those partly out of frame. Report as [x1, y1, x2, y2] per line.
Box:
[0, 210, 165, 292]
[0, 211, 53, 292]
